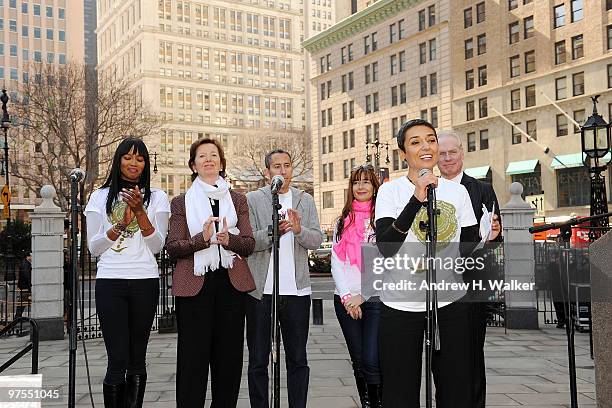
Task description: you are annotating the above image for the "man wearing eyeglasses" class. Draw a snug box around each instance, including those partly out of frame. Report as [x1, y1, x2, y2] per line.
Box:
[437, 131, 502, 408]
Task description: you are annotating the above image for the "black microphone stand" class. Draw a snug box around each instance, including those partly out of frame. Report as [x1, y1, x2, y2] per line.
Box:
[420, 186, 439, 408]
[68, 174, 81, 408]
[529, 211, 612, 408]
[270, 187, 282, 408]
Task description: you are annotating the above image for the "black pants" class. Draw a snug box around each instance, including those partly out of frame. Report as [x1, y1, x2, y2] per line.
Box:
[176, 269, 246, 408]
[334, 295, 381, 384]
[471, 303, 487, 408]
[96, 278, 159, 385]
[379, 300, 475, 408]
[246, 294, 310, 408]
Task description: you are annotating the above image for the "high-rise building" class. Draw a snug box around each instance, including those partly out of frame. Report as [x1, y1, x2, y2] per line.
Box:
[304, 0, 612, 230]
[97, 0, 350, 197]
[1, 0, 86, 214]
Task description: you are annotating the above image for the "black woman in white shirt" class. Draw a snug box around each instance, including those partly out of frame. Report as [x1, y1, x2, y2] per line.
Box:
[85, 138, 170, 407]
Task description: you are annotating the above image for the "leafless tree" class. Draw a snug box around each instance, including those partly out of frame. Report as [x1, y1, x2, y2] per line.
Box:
[228, 130, 313, 193]
[11, 62, 159, 210]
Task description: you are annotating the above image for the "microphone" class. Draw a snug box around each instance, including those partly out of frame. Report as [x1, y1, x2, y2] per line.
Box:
[70, 168, 85, 182]
[418, 168, 436, 190]
[270, 175, 285, 194]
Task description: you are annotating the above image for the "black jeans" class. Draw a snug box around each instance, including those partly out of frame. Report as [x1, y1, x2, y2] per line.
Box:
[95, 278, 159, 385]
[246, 294, 311, 408]
[333, 295, 381, 384]
[175, 269, 246, 408]
[379, 300, 475, 408]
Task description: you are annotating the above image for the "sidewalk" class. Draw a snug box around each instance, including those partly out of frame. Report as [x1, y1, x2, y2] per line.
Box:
[0, 301, 596, 407]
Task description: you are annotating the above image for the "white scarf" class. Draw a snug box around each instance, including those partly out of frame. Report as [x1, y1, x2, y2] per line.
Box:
[185, 176, 239, 275]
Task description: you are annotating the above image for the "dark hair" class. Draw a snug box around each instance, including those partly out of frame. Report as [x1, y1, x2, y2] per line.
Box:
[264, 149, 292, 169]
[396, 119, 437, 152]
[101, 137, 152, 216]
[188, 138, 227, 181]
[335, 164, 380, 241]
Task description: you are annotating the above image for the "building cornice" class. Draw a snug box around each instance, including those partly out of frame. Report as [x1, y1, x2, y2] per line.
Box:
[302, 0, 423, 54]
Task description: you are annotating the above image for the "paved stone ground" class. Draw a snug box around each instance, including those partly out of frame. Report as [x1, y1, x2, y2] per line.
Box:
[0, 301, 596, 407]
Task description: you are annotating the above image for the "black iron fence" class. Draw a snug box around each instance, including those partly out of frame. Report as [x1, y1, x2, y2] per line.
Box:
[0, 250, 30, 337]
[534, 242, 591, 330]
[76, 250, 176, 340]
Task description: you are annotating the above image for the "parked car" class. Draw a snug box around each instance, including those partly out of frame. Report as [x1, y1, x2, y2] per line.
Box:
[308, 242, 332, 274]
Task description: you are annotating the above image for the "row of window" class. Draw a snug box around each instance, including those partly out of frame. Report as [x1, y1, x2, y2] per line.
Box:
[157, 2, 292, 39]
[1, 1, 65, 19]
[0, 19, 66, 41]
[0, 49, 65, 64]
[553, 0, 583, 29]
[554, 35, 583, 65]
[159, 86, 294, 118]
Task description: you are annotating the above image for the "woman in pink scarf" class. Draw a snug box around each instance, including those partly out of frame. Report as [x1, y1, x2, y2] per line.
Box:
[331, 164, 381, 408]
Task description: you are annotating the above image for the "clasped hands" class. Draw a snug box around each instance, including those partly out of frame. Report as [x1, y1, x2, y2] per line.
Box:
[201, 216, 230, 246]
[279, 209, 302, 235]
[344, 294, 365, 320]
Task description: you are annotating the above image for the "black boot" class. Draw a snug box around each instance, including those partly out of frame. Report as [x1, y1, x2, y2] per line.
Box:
[103, 381, 125, 408]
[367, 384, 382, 408]
[355, 376, 370, 408]
[125, 374, 147, 408]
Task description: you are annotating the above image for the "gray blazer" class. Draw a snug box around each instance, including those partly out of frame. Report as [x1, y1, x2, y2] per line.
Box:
[246, 186, 325, 300]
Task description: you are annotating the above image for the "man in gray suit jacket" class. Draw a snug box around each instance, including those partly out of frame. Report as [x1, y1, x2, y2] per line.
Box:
[246, 149, 324, 408]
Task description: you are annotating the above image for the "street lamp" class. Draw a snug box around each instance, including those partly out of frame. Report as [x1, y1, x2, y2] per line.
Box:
[580, 95, 611, 241]
[1, 89, 10, 222]
[152, 152, 158, 174]
[365, 138, 391, 182]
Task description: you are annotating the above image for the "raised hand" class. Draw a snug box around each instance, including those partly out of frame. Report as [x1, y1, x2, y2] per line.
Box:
[121, 186, 145, 213]
[488, 214, 501, 241]
[287, 208, 302, 235]
[202, 216, 218, 242]
[211, 217, 230, 246]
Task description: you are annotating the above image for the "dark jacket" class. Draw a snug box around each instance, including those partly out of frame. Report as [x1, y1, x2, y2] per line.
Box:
[18, 258, 32, 290]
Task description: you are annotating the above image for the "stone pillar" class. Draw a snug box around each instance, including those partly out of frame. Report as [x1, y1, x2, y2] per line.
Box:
[29, 185, 65, 340]
[588, 232, 612, 407]
[500, 182, 538, 329]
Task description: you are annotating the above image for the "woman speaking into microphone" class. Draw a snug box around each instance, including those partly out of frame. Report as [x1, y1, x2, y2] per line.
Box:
[373, 119, 479, 408]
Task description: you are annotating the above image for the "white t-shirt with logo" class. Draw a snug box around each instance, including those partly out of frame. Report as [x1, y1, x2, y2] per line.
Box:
[85, 187, 170, 279]
[264, 191, 312, 296]
[374, 176, 477, 312]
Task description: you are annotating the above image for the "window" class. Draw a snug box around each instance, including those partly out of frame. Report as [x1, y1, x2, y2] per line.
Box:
[478, 66, 487, 86]
[608, 25, 612, 50]
[418, 9, 426, 31]
[526, 119, 537, 141]
[428, 5, 436, 27]
[371, 32, 378, 51]
[467, 132, 476, 152]
[344, 160, 349, 179]
[430, 73, 437, 95]
[9, 0, 15, 7]
[389, 22, 397, 44]
[525, 50, 535, 73]
[321, 136, 327, 154]
[525, 85, 536, 107]
[322, 191, 334, 209]
[510, 55, 520, 77]
[9, 20, 16, 32]
[21, 2, 26, 13]
[390, 55, 398, 75]
[419, 43, 426, 64]
[429, 39, 437, 60]
[571, 35, 583, 60]
[556, 114, 568, 137]
[572, 72, 584, 96]
[47, 28, 53, 40]
[524, 16, 534, 39]
[431, 107, 438, 128]
[508, 0, 518, 10]
[479, 98, 488, 118]
[557, 167, 590, 207]
[476, 2, 485, 23]
[9, 45, 16, 57]
[33, 4, 40, 16]
[420, 109, 428, 121]
[554, 5, 565, 28]
[571, 0, 583, 22]
[608, 64, 612, 88]
[420, 76, 427, 97]
[59, 8, 65, 19]
[480, 130, 489, 150]
[21, 26, 28, 36]
[466, 70, 474, 90]
[328, 136, 334, 153]
[466, 101, 475, 121]
[509, 22, 519, 44]
[399, 51, 406, 72]
[398, 19, 405, 39]
[46, 6, 52, 17]
[477, 34, 486, 55]
[511, 89, 521, 110]
[573, 109, 585, 133]
[399, 83, 406, 104]
[555, 41, 566, 65]
[464, 8, 472, 28]
[465, 39, 474, 59]
[555, 77, 567, 100]
[512, 123, 522, 144]
[391, 86, 398, 106]
[608, 0, 612, 10]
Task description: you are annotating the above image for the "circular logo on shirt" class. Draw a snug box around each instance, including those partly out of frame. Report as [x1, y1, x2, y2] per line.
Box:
[410, 200, 458, 248]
